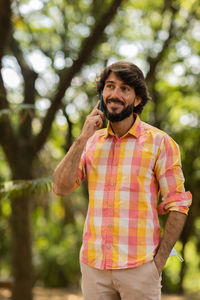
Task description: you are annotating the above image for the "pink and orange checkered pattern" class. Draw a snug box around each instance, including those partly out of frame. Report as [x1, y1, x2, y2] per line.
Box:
[73, 114, 192, 270]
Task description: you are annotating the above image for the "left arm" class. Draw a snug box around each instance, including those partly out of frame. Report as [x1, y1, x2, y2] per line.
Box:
[154, 211, 187, 275]
[154, 135, 192, 274]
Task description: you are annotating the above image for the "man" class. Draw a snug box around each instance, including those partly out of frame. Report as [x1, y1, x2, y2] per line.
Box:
[53, 61, 192, 300]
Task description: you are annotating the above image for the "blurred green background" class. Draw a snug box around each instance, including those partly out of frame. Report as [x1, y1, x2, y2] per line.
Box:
[0, 1, 200, 300]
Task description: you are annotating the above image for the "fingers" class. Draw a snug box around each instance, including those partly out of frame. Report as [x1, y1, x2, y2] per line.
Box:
[80, 102, 104, 140]
[81, 113, 103, 140]
[90, 101, 104, 119]
[94, 114, 103, 128]
[91, 101, 101, 114]
[95, 100, 100, 109]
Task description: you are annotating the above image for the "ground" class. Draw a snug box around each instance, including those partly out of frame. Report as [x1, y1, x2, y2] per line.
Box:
[0, 288, 199, 300]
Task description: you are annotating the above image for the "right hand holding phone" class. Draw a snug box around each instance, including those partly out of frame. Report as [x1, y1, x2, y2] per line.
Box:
[80, 101, 104, 140]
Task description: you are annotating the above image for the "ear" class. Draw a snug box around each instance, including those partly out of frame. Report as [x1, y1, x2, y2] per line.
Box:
[134, 96, 142, 107]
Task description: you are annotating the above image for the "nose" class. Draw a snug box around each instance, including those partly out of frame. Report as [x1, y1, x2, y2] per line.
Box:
[111, 87, 122, 99]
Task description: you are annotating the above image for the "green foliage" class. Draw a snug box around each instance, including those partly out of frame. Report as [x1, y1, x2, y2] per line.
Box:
[184, 237, 200, 293]
[0, 197, 11, 278]
[162, 241, 184, 293]
[0, 149, 11, 181]
[33, 202, 83, 287]
[0, 177, 53, 279]
[0, 177, 53, 200]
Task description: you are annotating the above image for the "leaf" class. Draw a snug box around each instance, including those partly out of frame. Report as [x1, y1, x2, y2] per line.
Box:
[0, 177, 53, 200]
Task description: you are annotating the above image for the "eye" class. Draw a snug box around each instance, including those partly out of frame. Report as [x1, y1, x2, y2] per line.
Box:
[105, 84, 114, 89]
[121, 86, 130, 92]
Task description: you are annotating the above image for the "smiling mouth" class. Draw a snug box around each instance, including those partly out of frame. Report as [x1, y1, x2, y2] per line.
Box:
[106, 99, 125, 106]
[106, 102, 125, 113]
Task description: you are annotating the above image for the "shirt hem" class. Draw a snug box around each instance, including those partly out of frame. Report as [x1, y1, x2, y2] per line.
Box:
[80, 255, 155, 270]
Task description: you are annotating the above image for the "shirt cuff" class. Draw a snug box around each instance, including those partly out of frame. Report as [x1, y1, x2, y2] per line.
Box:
[157, 191, 192, 215]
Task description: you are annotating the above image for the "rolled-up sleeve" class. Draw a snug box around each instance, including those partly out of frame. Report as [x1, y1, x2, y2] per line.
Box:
[155, 134, 192, 215]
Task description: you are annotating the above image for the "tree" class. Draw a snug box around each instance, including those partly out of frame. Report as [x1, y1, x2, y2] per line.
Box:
[0, 0, 125, 299]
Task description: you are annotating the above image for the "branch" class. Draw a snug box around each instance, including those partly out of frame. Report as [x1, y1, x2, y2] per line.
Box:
[0, 0, 11, 61]
[146, 1, 179, 86]
[9, 35, 38, 141]
[145, 1, 198, 129]
[14, 1, 55, 63]
[0, 0, 11, 109]
[0, 0, 19, 170]
[144, 1, 179, 128]
[59, 4, 70, 58]
[9, 35, 38, 98]
[0, 72, 19, 171]
[34, 0, 124, 154]
[146, 0, 197, 86]
[62, 106, 74, 152]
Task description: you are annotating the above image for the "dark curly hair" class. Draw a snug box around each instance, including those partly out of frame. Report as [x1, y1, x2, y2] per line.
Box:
[96, 61, 151, 114]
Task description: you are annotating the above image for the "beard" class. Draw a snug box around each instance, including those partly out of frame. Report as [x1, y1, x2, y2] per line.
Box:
[102, 98, 135, 122]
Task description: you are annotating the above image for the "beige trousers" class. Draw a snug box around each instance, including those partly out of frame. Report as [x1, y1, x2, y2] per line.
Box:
[80, 261, 162, 300]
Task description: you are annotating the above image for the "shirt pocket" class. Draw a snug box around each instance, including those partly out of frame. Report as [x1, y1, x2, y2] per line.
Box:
[133, 149, 155, 174]
[117, 149, 156, 191]
[118, 174, 138, 191]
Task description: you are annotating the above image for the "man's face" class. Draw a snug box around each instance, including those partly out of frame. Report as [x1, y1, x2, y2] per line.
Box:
[102, 72, 141, 122]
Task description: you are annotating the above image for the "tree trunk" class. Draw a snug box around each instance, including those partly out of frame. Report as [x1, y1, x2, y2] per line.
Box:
[10, 153, 34, 300]
[10, 195, 33, 300]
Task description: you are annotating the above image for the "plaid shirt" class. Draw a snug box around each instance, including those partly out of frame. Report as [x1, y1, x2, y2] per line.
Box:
[73, 114, 192, 270]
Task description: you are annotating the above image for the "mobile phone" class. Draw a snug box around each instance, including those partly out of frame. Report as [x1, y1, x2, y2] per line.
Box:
[99, 90, 103, 111]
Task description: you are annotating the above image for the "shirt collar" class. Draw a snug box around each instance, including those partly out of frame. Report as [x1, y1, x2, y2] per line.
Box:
[105, 114, 142, 139]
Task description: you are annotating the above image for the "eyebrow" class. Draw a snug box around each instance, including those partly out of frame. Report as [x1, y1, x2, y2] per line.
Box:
[105, 80, 130, 87]
[105, 80, 115, 84]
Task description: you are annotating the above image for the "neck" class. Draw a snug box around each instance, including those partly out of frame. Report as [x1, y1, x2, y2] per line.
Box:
[110, 114, 135, 138]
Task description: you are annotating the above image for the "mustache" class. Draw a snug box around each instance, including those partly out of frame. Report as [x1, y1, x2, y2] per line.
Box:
[106, 98, 125, 106]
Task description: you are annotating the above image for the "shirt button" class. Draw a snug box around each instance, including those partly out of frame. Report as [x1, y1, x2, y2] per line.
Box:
[107, 245, 111, 249]
[108, 202, 112, 207]
[110, 183, 114, 186]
